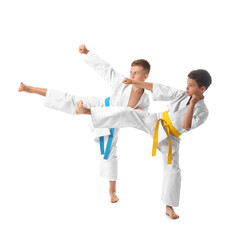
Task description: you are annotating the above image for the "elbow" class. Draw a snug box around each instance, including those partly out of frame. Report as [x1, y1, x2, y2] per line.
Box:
[182, 123, 191, 130]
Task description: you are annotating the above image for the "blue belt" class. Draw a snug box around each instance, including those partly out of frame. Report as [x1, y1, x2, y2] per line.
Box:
[99, 97, 115, 160]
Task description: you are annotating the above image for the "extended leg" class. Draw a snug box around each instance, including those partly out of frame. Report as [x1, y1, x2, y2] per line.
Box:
[45, 89, 104, 115]
[76, 101, 151, 135]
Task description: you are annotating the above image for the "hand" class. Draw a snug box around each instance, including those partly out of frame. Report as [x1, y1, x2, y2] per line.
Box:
[123, 78, 133, 85]
[190, 95, 201, 105]
[79, 44, 89, 54]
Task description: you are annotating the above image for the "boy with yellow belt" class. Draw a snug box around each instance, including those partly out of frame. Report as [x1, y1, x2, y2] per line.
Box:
[75, 69, 212, 219]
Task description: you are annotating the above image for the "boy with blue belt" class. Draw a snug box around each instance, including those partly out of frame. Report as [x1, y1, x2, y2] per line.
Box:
[18, 45, 150, 203]
[75, 69, 212, 219]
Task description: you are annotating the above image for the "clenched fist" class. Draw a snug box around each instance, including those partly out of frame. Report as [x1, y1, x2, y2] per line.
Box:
[79, 44, 89, 54]
[123, 78, 133, 85]
[190, 94, 201, 105]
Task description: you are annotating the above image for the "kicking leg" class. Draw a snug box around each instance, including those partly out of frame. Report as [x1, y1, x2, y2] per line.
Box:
[80, 104, 151, 135]
[18, 82, 47, 96]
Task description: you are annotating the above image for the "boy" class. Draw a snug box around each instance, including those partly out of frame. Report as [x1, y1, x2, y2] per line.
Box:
[75, 69, 212, 219]
[18, 44, 150, 203]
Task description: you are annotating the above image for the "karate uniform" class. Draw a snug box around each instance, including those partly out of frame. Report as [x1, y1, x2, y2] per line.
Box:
[90, 83, 209, 206]
[44, 51, 150, 181]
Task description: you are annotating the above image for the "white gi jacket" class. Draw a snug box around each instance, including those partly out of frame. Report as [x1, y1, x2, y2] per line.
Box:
[152, 83, 209, 145]
[85, 51, 150, 139]
[44, 51, 150, 181]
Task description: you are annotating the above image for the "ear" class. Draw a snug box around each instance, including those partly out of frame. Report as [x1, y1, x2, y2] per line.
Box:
[144, 73, 149, 80]
[201, 86, 206, 93]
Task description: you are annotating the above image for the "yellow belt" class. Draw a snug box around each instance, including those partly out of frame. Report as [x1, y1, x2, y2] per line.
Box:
[152, 111, 181, 164]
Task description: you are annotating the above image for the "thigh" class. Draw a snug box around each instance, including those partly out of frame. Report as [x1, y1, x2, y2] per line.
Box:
[159, 138, 180, 167]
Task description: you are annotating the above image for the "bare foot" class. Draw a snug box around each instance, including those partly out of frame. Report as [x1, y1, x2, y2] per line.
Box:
[75, 100, 91, 115]
[18, 82, 28, 92]
[166, 205, 179, 219]
[110, 192, 119, 203]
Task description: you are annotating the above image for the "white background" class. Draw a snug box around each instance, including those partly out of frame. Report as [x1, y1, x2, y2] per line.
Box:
[0, 0, 235, 239]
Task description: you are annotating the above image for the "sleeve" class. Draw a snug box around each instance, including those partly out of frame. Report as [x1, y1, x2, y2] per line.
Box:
[152, 83, 185, 101]
[84, 51, 125, 89]
[189, 109, 209, 131]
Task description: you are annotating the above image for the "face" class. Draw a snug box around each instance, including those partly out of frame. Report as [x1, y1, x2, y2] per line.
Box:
[186, 78, 205, 97]
[130, 65, 148, 81]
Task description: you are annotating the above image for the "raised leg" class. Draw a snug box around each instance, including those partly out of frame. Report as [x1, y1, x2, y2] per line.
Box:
[90, 106, 151, 134]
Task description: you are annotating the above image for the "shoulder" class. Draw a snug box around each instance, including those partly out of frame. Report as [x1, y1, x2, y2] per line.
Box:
[193, 100, 209, 122]
[195, 98, 209, 112]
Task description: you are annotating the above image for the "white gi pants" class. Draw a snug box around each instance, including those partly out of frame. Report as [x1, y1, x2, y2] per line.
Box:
[91, 106, 181, 207]
[44, 89, 119, 181]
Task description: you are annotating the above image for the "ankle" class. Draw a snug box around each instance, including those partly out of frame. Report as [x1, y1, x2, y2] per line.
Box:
[25, 85, 31, 93]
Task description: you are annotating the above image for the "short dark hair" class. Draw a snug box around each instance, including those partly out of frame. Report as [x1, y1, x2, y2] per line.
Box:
[188, 69, 212, 90]
[131, 59, 151, 74]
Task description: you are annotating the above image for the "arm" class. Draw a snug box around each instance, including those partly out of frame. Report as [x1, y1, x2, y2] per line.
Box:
[123, 78, 185, 102]
[182, 95, 201, 130]
[123, 78, 153, 92]
[79, 45, 124, 88]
